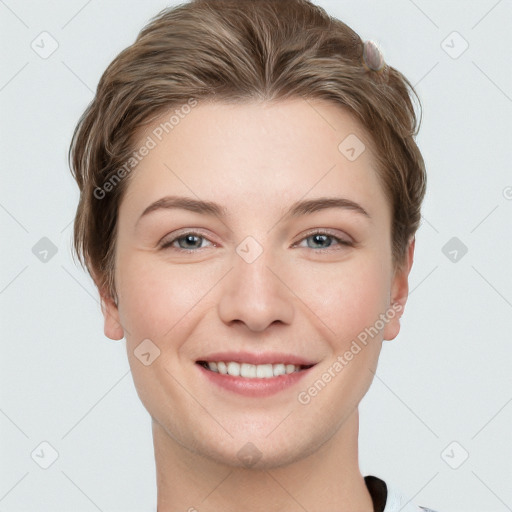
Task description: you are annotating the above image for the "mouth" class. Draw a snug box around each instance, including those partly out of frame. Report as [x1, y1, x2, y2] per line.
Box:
[194, 352, 318, 397]
[196, 360, 315, 379]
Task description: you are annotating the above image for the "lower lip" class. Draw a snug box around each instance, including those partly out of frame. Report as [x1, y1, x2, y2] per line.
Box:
[196, 363, 315, 397]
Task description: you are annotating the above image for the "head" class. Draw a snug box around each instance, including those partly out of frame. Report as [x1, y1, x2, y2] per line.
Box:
[69, 0, 426, 468]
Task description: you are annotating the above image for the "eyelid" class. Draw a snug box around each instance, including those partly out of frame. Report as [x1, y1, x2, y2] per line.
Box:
[159, 227, 354, 252]
[159, 229, 216, 249]
[294, 227, 354, 245]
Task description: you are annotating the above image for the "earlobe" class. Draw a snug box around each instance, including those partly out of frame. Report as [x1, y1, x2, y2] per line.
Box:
[383, 237, 415, 341]
[100, 293, 125, 340]
[92, 270, 124, 341]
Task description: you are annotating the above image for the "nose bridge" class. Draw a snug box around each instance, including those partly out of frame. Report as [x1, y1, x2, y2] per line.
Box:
[217, 234, 294, 331]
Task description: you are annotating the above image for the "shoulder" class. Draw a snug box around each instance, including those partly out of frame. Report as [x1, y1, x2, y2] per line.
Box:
[385, 480, 440, 512]
[364, 475, 440, 512]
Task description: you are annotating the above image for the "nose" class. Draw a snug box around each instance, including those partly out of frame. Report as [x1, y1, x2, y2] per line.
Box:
[217, 246, 294, 332]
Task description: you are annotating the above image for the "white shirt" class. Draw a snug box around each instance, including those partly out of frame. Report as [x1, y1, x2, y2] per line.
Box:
[365, 475, 439, 512]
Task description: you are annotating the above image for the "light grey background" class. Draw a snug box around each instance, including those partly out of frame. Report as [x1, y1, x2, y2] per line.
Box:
[1, 0, 511, 510]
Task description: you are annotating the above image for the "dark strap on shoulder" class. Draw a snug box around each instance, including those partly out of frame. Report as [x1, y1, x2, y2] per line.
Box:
[364, 475, 387, 512]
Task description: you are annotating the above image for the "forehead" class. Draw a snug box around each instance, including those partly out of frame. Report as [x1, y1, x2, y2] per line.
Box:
[133, 98, 373, 164]
[121, 98, 388, 224]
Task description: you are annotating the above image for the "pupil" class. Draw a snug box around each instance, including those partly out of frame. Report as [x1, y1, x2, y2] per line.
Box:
[184, 235, 200, 248]
[312, 234, 329, 248]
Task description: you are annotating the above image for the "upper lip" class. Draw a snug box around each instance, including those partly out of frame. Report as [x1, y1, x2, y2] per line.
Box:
[196, 351, 318, 366]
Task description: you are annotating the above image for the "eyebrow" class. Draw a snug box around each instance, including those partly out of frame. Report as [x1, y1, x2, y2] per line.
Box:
[136, 195, 370, 225]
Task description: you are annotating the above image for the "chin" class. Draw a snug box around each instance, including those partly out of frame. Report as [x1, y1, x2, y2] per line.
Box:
[192, 427, 322, 471]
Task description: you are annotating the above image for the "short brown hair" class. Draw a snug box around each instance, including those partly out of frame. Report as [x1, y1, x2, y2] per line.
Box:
[69, 0, 427, 304]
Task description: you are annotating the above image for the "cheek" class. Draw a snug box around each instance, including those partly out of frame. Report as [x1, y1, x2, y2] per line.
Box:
[117, 253, 219, 340]
[297, 255, 391, 345]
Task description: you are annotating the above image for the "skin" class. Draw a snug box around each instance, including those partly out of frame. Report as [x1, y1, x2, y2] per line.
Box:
[96, 98, 415, 511]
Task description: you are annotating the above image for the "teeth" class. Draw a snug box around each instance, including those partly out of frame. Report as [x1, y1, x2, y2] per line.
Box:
[256, 364, 273, 378]
[227, 361, 240, 376]
[205, 361, 303, 378]
[241, 363, 256, 378]
[273, 364, 286, 376]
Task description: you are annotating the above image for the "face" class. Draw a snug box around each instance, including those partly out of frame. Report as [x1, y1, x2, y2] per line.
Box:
[100, 98, 413, 469]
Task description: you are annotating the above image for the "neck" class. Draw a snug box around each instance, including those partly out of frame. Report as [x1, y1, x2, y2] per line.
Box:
[153, 408, 374, 512]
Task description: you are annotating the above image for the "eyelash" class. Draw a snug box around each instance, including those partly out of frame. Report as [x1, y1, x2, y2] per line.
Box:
[159, 230, 354, 253]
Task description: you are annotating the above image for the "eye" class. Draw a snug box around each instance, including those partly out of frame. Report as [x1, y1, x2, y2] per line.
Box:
[294, 230, 353, 251]
[159, 229, 353, 253]
[159, 231, 214, 252]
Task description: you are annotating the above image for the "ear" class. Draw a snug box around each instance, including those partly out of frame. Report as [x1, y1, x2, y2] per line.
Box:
[92, 270, 124, 341]
[383, 237, 415, 341]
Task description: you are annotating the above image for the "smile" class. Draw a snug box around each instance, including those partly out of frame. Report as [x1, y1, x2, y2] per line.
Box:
[196, 361, 314, 379]
[195, 353, 317, 397]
